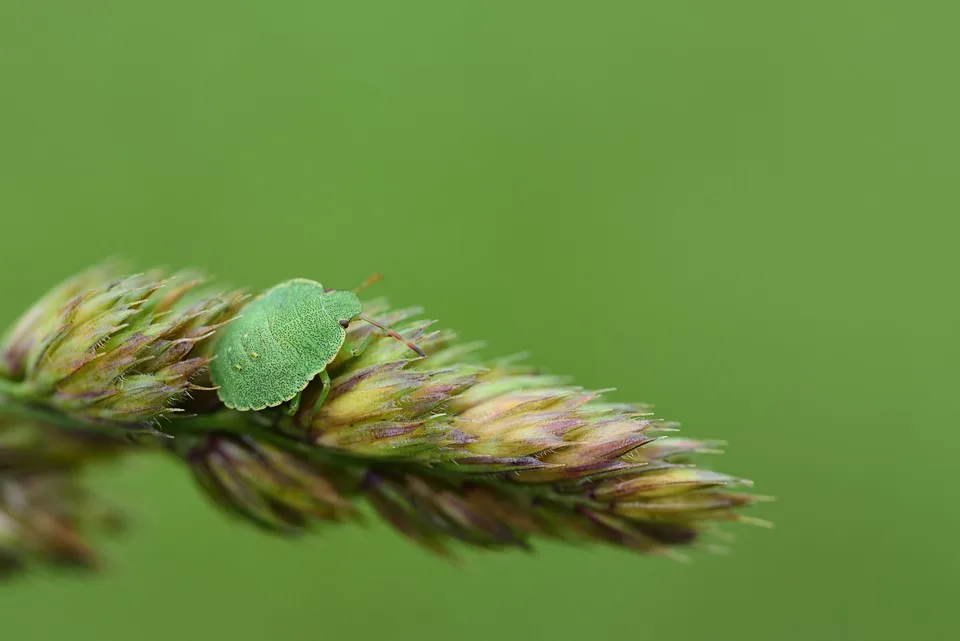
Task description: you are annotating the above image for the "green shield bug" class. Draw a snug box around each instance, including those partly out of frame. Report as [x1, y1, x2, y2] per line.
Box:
[209, 276, 423, 419]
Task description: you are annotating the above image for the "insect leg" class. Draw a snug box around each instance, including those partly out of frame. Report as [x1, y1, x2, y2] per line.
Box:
[308, 369, 332, 420]
[286, 391, 302, 416]
[346, 333, 374, 358]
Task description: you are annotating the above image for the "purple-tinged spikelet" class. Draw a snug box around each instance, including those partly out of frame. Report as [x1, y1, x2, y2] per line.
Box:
[1, 265, 245, 429]
[0, 266, 770, 574]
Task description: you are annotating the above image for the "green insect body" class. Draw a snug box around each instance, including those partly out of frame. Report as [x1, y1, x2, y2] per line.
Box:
[210, 277, 423, 417]
[209, 279, 363, 412]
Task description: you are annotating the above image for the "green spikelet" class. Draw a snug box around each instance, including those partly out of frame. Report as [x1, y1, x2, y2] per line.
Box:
[0, 265, 770, 574]
[1, 264, 246, 429]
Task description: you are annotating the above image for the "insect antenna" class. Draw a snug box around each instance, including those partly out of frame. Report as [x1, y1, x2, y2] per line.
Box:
[353, 273, 383, 294]
[358, 314, 426, 357]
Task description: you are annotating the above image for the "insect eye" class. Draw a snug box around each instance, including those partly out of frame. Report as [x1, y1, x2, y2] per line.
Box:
[339, 319, 350, 328]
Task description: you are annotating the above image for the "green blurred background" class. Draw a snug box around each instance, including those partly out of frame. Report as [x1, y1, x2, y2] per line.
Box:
[1, 1, 956, 639]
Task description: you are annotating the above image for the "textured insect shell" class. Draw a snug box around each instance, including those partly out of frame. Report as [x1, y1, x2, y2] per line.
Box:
[318, 289, 362, 324]
[210, 279, 357, 411]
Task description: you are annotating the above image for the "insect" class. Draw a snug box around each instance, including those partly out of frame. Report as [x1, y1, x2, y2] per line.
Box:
[209, 276, 423, 420]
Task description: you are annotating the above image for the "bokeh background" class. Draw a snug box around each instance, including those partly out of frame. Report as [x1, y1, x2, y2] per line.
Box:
[1, 1, 956, 640]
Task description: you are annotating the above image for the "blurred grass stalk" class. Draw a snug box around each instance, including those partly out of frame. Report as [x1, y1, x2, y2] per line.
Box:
[0, 264, 770, 576]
